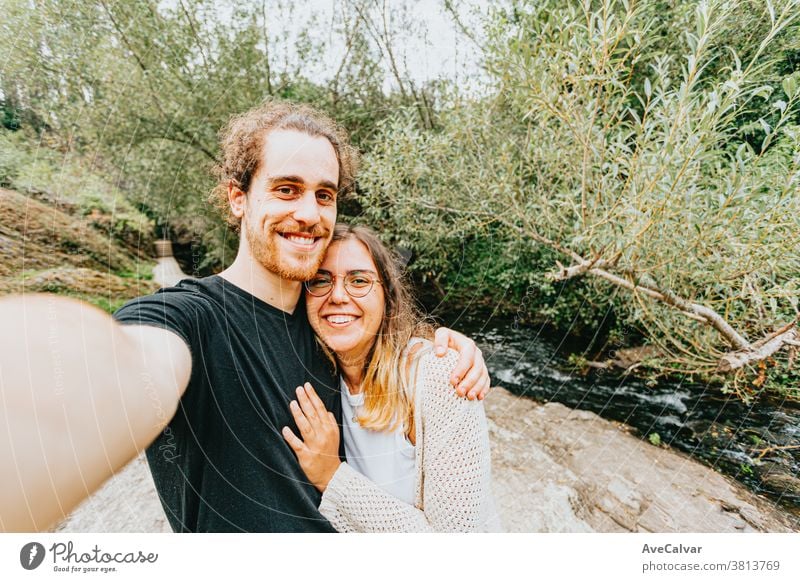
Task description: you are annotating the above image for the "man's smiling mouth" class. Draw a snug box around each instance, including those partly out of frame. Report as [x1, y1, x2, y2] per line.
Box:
[279, 232, 321, 248]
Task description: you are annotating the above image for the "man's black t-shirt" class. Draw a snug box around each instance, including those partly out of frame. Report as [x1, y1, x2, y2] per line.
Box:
[114, 276, 339, 532]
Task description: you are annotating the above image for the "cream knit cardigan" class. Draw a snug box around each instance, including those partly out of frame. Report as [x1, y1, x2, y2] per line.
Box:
[319, 345, 502, 532]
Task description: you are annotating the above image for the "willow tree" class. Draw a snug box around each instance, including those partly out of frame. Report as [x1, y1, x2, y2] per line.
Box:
[359, 0, 800, 397]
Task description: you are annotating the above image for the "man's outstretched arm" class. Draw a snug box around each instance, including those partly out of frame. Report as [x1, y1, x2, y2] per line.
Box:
[0, 294, 191, 532]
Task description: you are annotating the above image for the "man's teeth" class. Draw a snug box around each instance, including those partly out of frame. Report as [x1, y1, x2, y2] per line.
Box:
[326, 315, 356, 324]
[284, 234, 315, 246]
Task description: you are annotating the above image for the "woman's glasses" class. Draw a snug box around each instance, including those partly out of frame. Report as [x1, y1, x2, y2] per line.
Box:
[304, 271, 383, 298]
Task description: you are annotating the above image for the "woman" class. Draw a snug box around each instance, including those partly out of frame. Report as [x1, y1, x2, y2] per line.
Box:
[281, 224, 500, 532]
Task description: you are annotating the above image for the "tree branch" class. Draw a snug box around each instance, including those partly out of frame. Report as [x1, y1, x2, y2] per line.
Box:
[411, 201, 796, 367]
[545, 256, 751, 349]
[717, 324, 798, 372]
[134, 131, 218, 163]
[261, 0, 273, 95]
[178, 0, 210, 72]
[442, 0, 481, 49]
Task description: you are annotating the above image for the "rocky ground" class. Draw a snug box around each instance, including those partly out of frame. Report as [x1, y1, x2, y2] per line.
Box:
[485, 389, 797, 532]
[54, 388, 798, 533]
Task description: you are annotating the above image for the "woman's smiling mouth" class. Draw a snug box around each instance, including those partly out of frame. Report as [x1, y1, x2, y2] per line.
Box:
[324, 314, 359, 325]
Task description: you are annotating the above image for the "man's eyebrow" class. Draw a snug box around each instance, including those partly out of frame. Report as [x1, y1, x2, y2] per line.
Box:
[266, 175, 304, 185]
[317, 179, 338, 192]
[267, 175, 338, 191]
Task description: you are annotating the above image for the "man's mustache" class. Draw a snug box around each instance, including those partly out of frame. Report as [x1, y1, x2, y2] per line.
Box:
[273, 225, 330, 238]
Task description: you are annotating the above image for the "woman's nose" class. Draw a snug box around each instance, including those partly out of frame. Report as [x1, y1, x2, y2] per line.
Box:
[328, 277, 349, 303]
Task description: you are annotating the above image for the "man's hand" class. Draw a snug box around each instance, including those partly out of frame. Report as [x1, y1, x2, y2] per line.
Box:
[282, 382, 341, 492]
[433, 327, 491, 400]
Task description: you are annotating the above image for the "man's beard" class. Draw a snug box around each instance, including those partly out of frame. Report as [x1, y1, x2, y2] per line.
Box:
[245, 216, 328, 281]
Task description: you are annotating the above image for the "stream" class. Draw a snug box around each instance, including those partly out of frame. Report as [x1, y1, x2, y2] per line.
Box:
[448, 312, 800, 517]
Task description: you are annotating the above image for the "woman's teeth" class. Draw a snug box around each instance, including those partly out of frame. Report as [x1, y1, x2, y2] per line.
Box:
[325, 315, 356, 324]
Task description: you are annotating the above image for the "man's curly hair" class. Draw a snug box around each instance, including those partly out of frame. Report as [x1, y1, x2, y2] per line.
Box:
[209, 100, 359, 229]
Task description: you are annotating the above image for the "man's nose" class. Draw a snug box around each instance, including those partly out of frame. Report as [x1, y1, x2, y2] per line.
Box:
[329, 277, 349, 304]
[292, 190, 321, 226]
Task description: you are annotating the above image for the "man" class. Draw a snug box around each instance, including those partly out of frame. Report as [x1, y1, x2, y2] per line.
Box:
[0, 101, 489, 532]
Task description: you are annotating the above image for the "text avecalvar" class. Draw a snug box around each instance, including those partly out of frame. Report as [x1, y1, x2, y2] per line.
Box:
[642, 544, 702, 554]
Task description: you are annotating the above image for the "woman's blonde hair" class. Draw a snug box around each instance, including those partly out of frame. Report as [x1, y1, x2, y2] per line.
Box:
[319, 224, 432, 435]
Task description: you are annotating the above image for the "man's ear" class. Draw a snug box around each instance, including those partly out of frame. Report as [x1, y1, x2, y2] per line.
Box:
[228, 181, 246, 219]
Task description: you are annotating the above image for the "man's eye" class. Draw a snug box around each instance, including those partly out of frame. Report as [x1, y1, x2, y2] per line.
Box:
[317, 191, 334, 203]
[276, 186, 295, 196]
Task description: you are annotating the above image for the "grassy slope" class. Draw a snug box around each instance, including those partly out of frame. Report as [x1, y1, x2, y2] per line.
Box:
[0, 187, 158, 312]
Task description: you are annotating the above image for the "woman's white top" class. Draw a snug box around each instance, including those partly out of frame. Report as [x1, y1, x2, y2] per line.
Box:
[340, 377, 416, 505]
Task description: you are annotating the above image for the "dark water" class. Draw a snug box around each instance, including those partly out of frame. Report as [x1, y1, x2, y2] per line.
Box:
[450, 313, 800, 518]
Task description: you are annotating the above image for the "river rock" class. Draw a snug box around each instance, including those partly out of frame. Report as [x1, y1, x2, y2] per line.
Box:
[486, 388, 797, 532]
[53, 388, 797, 533]
[755, 461, 800, 499]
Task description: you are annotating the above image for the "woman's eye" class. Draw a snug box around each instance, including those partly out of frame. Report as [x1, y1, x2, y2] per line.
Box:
[309, 277, 331, 288]
[349, 277, 370, 287]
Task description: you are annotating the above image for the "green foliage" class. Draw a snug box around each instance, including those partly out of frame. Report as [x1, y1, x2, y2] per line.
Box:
[648, 432, 662, 446]
[359, 0, 800, 395]
[0, 129, 154, 250]
[2, 0, 798, 400]
[1, 101, 21, 131]
[84, 295, 130, 314]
